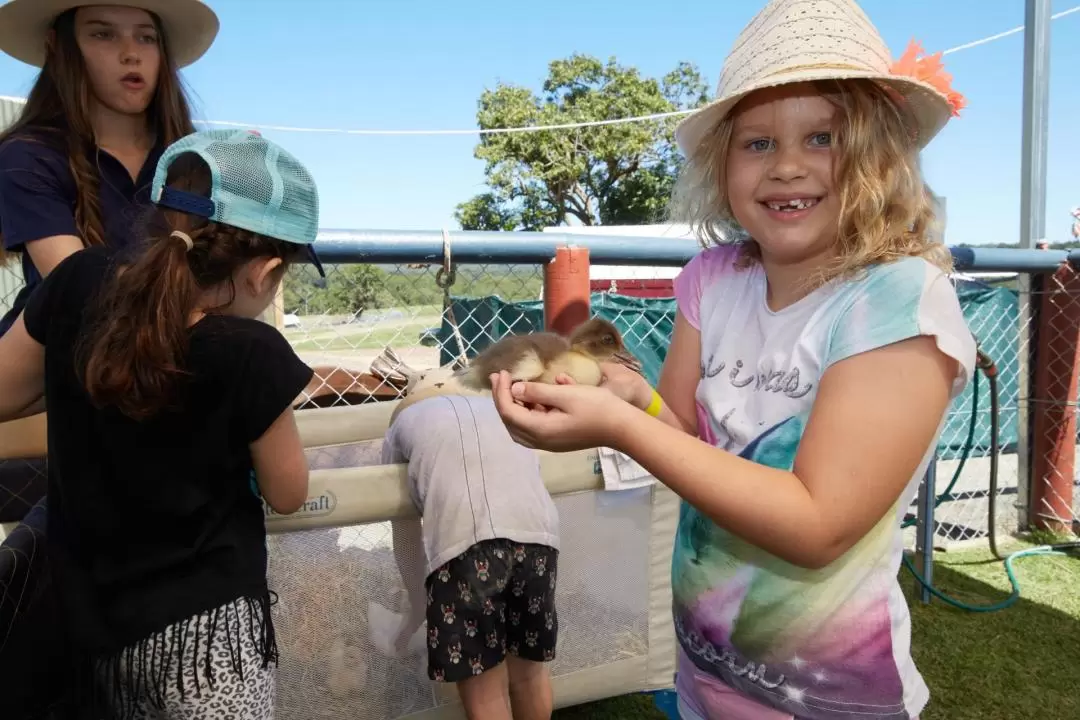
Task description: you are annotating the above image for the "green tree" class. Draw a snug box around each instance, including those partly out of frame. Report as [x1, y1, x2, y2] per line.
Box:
[284, 264, 389, 316]
[455, 55, 709, 231]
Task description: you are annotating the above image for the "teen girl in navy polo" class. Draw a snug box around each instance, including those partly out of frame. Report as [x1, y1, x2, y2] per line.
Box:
[0, 0, 219, 337]
[0, 129, 324, 718]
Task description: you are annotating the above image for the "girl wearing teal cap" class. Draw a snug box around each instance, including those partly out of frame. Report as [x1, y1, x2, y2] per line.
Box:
[0, 129, 321, 718]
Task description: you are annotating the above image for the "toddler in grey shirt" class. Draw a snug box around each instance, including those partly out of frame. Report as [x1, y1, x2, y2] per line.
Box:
[382, 371, 560, 720]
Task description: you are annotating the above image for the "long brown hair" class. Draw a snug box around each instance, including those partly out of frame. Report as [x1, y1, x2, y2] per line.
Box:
[82, 154, 304, 421]
[0, 7, 196, 266]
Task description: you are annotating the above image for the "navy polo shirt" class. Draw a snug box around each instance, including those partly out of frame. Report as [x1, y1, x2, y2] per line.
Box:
[0, 133, 162, 336]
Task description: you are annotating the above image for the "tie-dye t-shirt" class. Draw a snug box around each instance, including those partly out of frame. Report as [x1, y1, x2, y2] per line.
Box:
[670, 246, 975, 720]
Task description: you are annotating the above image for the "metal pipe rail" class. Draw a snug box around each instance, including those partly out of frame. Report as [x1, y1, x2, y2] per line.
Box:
[313, 228, 698, 266]
[312, 228, 1080, 272]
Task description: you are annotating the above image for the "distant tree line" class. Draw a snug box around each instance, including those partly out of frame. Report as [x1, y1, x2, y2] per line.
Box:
[283, 265, 544, 316]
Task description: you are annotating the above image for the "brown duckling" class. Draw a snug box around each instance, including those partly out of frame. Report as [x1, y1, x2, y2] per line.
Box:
[456, 317, 627, 390]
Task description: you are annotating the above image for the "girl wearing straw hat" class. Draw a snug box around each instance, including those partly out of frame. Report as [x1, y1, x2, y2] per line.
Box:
[0, 1, 219, 338]
[492, 1, 975, 718]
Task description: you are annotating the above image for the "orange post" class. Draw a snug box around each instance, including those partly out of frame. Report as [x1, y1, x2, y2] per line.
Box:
[1030, 263, 1080, 532]
[543, 246, 591, 334]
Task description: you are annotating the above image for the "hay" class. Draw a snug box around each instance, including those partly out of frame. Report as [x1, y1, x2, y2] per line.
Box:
[267, 440, 654, 719]
[269, 525, 436, 719]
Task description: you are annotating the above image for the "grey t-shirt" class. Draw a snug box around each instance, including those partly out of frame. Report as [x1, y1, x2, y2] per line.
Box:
[381, 394, 560, 577]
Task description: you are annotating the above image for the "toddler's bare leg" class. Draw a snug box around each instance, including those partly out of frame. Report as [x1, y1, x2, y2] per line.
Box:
[506, 654, 553, 720]
[391, 518, 427, 651]
[456, 660, 512, 720]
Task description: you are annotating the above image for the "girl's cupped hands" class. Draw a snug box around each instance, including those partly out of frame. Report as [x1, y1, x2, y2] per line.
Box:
[489, 371, 633, 452]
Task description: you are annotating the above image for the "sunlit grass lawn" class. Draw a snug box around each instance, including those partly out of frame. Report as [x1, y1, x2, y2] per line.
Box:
[283, 309, 441, 352]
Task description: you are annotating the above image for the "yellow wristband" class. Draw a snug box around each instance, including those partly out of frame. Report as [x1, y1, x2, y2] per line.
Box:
[644, 388, 663, 417]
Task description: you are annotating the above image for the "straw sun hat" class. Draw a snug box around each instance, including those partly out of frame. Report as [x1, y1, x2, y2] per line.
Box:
[675, 0, 966, 155]
[0, 0, 219, 69]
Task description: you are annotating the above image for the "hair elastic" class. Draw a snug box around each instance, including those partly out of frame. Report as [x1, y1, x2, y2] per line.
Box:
[170, 230, 194, 252]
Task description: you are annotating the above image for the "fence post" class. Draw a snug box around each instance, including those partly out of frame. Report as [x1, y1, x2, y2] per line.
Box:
[544, 246, 591, 334]
[1029, 264, 1080, 533]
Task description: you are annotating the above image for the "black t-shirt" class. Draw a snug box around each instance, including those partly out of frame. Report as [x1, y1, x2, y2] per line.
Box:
[23, 246, 313, 655]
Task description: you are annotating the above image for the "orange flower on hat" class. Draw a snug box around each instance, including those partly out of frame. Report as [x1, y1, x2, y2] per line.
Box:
[890, 39, 966, 117]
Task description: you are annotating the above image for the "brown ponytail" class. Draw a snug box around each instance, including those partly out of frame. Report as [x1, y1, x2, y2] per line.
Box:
[81, 154, 303, 421]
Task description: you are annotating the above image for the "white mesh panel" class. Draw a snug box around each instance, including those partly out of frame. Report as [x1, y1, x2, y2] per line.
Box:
[269, 441, 655, 719]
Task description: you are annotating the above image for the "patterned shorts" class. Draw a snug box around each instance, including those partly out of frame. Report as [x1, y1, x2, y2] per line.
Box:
[425, 539, 558, 683]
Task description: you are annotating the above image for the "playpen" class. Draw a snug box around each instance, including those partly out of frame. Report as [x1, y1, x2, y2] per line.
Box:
[269, 403, 679, 718]
[4, 229, 1080, 718]
[0, 384, 681, 720]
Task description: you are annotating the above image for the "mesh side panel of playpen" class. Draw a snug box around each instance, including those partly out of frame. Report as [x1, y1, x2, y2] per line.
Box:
[267, 441, 664, 720]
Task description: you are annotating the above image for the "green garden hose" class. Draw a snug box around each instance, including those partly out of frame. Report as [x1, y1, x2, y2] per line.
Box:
[903, 347, 1080, 612]
[900, 370, 980, 532]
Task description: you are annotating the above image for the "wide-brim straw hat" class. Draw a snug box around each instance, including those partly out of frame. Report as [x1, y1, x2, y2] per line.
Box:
[675, 0, 964, 155]
[0, 0, 219, 69]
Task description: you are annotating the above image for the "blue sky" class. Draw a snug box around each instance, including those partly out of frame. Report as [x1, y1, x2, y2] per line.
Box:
[1, 0, 1077, 246]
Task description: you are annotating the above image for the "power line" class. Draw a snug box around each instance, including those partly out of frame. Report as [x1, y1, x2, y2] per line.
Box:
[199, 109, 693, 136]
[4, 5, 1079, 136]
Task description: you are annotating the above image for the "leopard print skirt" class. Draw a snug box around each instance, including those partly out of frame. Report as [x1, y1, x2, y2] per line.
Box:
[95, 594, 277, 719]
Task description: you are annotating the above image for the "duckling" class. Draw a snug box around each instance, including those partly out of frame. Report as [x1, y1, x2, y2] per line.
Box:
[456, 317, 627, 391]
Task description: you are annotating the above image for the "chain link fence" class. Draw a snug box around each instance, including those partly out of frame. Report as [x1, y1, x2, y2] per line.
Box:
[281, 261, 546, 407]
[0, 258, 21, 321]
[923, 274, 1027, 548]
[0, 260, 46, 528]
[278, 259, 1078, 550]
[3, 256, 1079, 549]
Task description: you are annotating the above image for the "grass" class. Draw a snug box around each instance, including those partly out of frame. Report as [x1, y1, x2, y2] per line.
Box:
[555, 539, 1080, 720]
[554, 694, 666, 719]
[287, 323, 435, 351]
[906, 541, 1080, 720]
[283, 310, 442, 352]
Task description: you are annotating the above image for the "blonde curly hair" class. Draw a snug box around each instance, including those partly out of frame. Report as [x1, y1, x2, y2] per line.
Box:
[669, 79, 952, 287]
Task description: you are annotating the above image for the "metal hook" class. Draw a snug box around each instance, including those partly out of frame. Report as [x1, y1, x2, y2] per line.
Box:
[435, 228, 457, 289]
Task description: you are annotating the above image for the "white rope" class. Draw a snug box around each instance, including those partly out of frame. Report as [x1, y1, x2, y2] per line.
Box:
[942, 5, 1078, 55]
[197, 109, 692, 136]
[441, 227, 452, 276]
[3, 5, 1078, 136]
